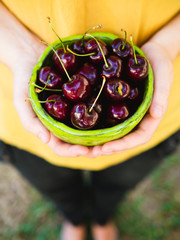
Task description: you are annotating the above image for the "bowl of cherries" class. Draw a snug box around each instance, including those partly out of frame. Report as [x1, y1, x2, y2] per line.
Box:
[29, 22, 153, 146]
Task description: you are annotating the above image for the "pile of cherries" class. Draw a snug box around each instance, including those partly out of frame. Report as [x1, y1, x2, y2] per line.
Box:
[34, 21, 148, 130]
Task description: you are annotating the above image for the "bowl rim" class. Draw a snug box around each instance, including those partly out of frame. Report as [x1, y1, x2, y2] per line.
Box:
[29, 32, 153, 137]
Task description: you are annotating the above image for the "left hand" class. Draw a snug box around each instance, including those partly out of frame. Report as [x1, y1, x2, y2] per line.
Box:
[91, 40, 174, 157]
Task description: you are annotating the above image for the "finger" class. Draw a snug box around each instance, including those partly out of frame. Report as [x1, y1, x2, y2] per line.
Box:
[91, 145, 103, 157]
[92, 145, 123, 157]
[14, 96, 50, 144]
[91, 145, 118, 157]
[101, 113, 160, 153]
[12, 42, 50, 144]
[142, 42, 173, 119]
[48, 133, 89, 157]
[13, 73, 50, 144]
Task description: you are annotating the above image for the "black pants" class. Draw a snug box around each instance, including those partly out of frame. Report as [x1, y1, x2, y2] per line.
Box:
[0, 131, 179, 226]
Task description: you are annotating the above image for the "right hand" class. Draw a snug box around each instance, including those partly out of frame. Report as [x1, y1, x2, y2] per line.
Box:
[13, 38, 90, 157]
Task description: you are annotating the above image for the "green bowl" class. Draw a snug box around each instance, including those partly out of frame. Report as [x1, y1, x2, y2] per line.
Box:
[29, 32, 153, 146]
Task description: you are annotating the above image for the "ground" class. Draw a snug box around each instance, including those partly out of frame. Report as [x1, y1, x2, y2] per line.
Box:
[0, 145, 179, 240]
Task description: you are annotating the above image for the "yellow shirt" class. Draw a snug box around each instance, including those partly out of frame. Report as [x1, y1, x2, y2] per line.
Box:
[0, 0, 180, 170]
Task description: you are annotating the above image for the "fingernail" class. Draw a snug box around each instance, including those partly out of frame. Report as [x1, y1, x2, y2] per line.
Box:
[152, 105, 163, 118]
[38, 132, 48, 144]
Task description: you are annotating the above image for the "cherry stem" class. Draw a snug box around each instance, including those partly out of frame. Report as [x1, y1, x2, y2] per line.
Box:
[37, 75, 51, 93]
[121, 29, 127, 50]
[41, 41, 71, 81]
[85, 33, 109, 68]
[82, 24, 102, 45]
[47, 17, 66, 53]
[25, 98, 56, 103]
[130, 35, 138, 65]
[67, 45, 96, 57]
[89, 76, 106, 113]
[29, 82, 62, 92]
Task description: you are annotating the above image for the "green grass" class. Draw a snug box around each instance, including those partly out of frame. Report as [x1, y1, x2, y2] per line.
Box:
[1, 150, 180, 240]
[2, 198, 61, 240]
[115, 151, 180, 240]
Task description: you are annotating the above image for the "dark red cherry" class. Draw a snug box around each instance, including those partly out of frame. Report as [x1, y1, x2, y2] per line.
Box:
[73, 39, 87, 54]
[111, 38, 133, 60]
[53, 48, 78, 75]
[127, 55, 148, 80]
[101, 55, 122, 79]
[104, 79, 130, 101]
[128, 87, 140, 101]
[87, 96, 102, 114]
[108, 103, 129, 121]
[38, 66, 63, 89]
[71, 103, 99, 130]
[62, 74, 91, 102]
[85, 39, 108, 64]
[77, 63, 98, 85]
[45, 95, 69, 121]
[127, 86, 143, 114]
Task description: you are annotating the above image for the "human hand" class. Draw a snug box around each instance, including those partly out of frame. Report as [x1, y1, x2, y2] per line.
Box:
[13, 38, 90, 157]
[0, 3, 91, 158]
[91, 40, 174, 157]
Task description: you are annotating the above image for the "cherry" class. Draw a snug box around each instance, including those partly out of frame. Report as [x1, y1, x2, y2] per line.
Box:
[104, 79, 130, 101]
[73, 39, 87, 54]
[38, 66, 63, 89]
[47, 17, 78, 75]
[62, 74, 91, 102]
[73, 25, 101, 54]
[71, 103, 99, 129]
[53, 48, 78, 75]
[42, 42, 91, 102]
[127, 35, 148, 80]
[77, 63, 98, 85]
[85, 36, 108, 64]
[111, 29, 133, 60]
[127, 86, 143, 114]
[87, 96, 103, 114]
[127, 55, 148, 80]
[45, 95, 69, 121]
[128, 86, 140, 101]
[38, 29, 147, 131]
[84, 35, 123, 80]
[86, 75, 106, 126]
[108, 103, 129, 121]
[88, 75, 106, 112]
[71, 76, 106, 129]
[101, 55, 122, 79]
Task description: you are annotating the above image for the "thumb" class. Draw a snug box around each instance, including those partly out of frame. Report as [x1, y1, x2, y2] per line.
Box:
[141, 42, 174, 119]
